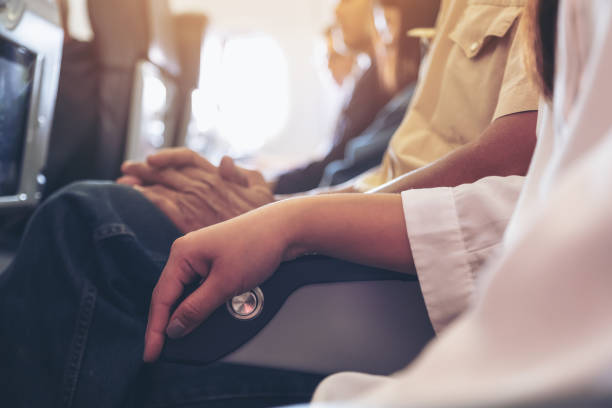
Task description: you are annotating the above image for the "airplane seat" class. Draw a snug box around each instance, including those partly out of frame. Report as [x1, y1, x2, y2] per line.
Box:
[42, 37, 99, 196]
[170, 12, 208, 148]
[44, 0, 202, 194]
[88, 0, 182, 174]
[0, 0, 63, 260]
[123, 3, 207, 162]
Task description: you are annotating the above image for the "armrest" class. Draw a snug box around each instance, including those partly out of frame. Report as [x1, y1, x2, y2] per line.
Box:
[161, 256, 434, 375]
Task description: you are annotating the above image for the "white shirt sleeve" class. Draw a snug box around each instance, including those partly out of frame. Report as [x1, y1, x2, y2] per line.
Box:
[344, 132, 612, 407]
[401, 176, 524, 332]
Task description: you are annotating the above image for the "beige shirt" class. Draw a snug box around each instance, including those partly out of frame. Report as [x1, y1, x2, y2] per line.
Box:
[355, 0, 539, 191]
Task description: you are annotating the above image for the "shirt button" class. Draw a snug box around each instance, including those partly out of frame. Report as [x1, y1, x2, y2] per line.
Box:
[470, 41, 480, 53]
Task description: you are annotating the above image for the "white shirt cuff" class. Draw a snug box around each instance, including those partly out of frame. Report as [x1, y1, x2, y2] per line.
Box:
[402, 187, 475, 333]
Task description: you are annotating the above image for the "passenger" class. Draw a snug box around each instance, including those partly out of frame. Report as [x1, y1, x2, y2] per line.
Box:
[323, 26, 357, 88]
[318, 0, 437, 187]
[312, 0, 612, 404]
[268, 0, 440, 194]
[0, 0, 542, 407]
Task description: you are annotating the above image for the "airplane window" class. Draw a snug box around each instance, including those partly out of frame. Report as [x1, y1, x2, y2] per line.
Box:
[142, 74, 168, 149]
[192, 33, 290, 158]
[124, 61, 179, 162]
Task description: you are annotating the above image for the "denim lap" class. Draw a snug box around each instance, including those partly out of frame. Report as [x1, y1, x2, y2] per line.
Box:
[0, 182, 322, 408]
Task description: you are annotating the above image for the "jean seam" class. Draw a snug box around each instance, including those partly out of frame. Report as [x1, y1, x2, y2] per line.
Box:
[93, 223, 135, 241]
[61, 282, 97, 408]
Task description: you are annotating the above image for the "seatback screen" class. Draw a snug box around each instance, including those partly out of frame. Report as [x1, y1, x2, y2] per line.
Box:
[0, 37, 36, 196]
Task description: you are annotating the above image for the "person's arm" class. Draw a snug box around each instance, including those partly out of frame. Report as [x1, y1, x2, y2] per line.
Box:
[287, 194, 413, 272]
[273, 64, 388, 194]
[270, 138, 354, 194]
[290, 110, 537, 196]
[143, 193, 413, 362]
[368, 111, 538, 193]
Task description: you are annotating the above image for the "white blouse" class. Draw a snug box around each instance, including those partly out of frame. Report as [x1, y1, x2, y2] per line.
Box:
[312, 0, 612, 405]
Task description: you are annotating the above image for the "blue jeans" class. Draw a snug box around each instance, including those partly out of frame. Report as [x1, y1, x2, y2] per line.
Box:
[0, 182, 324, 408]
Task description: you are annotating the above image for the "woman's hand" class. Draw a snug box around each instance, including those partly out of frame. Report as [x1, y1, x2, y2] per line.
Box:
[143, 201, 303, 362]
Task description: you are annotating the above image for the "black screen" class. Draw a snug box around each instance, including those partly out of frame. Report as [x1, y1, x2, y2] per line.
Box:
[0, 37, 36, 196]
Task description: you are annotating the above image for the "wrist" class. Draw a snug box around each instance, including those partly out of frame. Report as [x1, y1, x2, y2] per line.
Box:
[271, 197, 316, 261]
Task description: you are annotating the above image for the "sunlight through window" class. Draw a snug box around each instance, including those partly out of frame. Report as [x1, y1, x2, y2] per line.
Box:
[195, 33, 290, 157]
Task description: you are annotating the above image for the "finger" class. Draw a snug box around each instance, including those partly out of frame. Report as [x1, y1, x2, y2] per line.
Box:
[183, 166, 270, 213]
[230, 184, 275, 208]
[181, 167, 229, 196]
[121, 162, 157, 185]
[135, 184, 174, 207]
[120, 160, 136, 173]
[245, 168, 268, 187]
[134, 185, 184, 227]
[144, 237, 206, 362]
[181, 167, 250, 211]
[219, 156, 249, 187]
[166, 269, 234, 340]
[147, 147, 217, 173]
[123, 162, 195, 191]
[116, 175, 143, 186]
[120, 160, 143, 175]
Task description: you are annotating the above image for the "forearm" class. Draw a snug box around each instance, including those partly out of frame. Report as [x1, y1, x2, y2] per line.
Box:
[277, 194, 414, 274]
[367, 145, 501, 194]
[369, 111, 538, 194]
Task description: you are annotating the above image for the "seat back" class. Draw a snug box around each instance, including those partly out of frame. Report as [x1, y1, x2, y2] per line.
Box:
[87, 0, 177, 178]
[122, 0, 186, 163]
[0, 0, 63, 212]
[123, 59, 180, 162]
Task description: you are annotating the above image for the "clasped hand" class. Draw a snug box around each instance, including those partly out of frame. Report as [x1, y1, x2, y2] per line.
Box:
[117, 148, 275, 233]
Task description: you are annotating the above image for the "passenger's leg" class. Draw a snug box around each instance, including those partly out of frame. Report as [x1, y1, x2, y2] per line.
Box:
[0, 182, 180, 407]
[0, 182, 322, 408]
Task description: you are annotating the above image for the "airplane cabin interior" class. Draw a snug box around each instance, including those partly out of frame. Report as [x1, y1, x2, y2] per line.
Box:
[1, 0, 612, 407]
